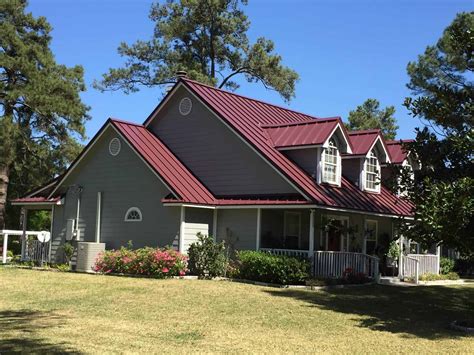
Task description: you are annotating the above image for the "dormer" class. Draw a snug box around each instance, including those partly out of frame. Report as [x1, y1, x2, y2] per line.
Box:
[263, 117, 352, 187]
[384, 139, 419, 195]
[343, 130, 390, 193]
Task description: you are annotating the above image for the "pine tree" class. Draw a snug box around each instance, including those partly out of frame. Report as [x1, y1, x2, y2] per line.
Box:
[0, 0, 89, 228]
[347, 99, 398, 139]
[94, 0, 299, 102]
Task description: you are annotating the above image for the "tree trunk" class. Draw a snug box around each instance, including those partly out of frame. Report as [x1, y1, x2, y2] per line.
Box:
[0, 163, 9, 230]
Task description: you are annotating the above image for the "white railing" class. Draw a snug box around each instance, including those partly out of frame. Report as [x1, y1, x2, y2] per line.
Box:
[1, 229, 48, 264]
[260, 248, 309, 259]
[402, 255, 420, 284]
[407, 254, 440, 275]
[312, 251, 379, 279]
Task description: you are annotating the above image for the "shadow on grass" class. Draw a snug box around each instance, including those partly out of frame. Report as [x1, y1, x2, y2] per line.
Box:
[0, 310, 81, 353]
[264, 285, 474, 339]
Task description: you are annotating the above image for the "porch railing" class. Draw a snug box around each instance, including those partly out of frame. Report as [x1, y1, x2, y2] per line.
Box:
[260, 248, 309, 259]
[401, 254, 439, 284]
[312, 251, 379, 279]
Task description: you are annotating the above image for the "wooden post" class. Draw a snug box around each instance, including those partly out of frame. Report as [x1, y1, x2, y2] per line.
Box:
[2, 233, 8, 264]
[255, 208, 261, 251]
[415, 260, 419, 285]
[436, 245, 441, 275]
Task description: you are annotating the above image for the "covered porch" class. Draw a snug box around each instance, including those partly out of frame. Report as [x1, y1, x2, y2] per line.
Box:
[256, 207, 391, 279]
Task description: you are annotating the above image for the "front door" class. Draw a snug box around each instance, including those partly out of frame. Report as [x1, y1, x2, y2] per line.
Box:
[327, 223, 341, 251]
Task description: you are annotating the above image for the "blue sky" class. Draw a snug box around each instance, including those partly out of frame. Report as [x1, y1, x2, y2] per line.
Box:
[28, 0, 471, 142]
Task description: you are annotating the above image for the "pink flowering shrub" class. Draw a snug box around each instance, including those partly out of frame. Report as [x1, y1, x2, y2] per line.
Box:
[94, 246, 187, 278]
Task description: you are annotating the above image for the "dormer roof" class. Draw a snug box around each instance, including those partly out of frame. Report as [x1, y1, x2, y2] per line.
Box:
[346, 129, 391, 163]
[386, 139, 414, 164]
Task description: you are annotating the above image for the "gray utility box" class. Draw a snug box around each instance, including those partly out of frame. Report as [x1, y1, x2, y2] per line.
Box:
[76, 242, 105, 272]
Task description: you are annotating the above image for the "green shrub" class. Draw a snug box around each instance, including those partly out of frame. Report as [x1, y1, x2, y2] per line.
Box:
[62, 242, 74, 263]
[94, 246, 187, 278]
[187, 233, 228, 278]
[454, 256, 474, 276]
[419, 272, 460, 281]
[439, 257, 455, 274]
[54, 263, 71, 272]
[235, 250, 310, 285]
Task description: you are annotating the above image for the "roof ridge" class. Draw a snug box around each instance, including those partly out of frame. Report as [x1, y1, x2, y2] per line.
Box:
[348, 129, 381, 136]
[109, 117, 144, 127]
[181, 78, 319, 121]
[261, 117, 340, 129]
[386, 139, 415, 144]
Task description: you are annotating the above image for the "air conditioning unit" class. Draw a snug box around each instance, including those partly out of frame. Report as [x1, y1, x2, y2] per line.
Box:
[76, 242, 105, 272]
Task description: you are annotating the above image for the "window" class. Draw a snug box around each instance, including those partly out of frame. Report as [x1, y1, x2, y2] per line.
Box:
[322, 140, 339, 184]
[365, 150, 380, 192]
[284, 212, 301, 249]
[124, 207, 142, 222]
[364, 220, 378, 255]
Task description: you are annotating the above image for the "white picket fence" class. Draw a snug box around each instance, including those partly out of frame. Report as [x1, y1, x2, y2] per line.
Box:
[313, 251, 379, 279]
[402, 253, 439, 283]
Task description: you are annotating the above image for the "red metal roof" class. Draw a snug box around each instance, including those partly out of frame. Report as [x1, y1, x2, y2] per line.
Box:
[11, 196, 61, 204]
[263, 118, 340, 149]
[179, 79, 413, 216]
[111, 119, 216, 205]
[348, 130, 382, 156]
[386, 140, 413, 164]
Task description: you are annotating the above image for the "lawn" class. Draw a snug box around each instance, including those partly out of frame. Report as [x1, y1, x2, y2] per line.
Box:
[1, 268, 473, 353]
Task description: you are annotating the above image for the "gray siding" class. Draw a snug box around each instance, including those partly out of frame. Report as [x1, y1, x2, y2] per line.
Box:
[216, 209, 257, 251]
[50, 126, 180, 261]
[342, 158, 362, 186]
[284, 149, 318, 178]
[149, 86, 298, 197]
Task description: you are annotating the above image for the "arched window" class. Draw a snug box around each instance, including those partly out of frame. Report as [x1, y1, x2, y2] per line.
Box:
[322, 140, 340, 184]
[365, 150, 380, 192]
[124, 207, 142, 222]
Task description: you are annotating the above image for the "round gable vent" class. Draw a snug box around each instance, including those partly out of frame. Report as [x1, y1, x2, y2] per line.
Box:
[179, 97, 192, 116]
[109, 137, 121, 156]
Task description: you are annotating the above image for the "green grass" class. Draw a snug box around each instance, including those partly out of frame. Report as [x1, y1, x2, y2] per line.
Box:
[1, 267, 473, 353]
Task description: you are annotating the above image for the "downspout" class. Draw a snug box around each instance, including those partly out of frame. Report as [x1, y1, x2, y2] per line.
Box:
[95, 192, 102, 243]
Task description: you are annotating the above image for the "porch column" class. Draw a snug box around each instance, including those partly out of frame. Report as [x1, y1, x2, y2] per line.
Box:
[49, 206, 54, 262]
[20, 208, 28, 260]
[436, 244, 441, 275]
[398, 234, 404, 279]
[179, 206, 186, 253]
[256, 208, 261, 251]
[212, 209, 217, 241]
[308, 209, 315, 257]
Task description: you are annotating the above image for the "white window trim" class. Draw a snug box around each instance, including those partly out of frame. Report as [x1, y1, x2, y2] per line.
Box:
[364, 150, 381, 193]
[124, 207, 143, 222]
[364, 219, 378, 254]
[283, 211, 302, 249]
[320, 140, 341, 186]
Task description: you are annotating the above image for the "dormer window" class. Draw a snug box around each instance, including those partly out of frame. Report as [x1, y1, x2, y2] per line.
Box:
[364, 150, 380, 192]
[322, 140, 340, 185]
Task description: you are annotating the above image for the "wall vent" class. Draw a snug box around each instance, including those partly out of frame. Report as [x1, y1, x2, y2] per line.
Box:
[179, 97, 193, 116]
[109, 137, 121, 156]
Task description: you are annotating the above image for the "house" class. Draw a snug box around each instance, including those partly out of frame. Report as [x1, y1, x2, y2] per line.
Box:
[12, 76, 416, 277]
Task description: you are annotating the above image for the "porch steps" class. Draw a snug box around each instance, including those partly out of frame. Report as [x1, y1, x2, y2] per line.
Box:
[378, 276, 416, 287]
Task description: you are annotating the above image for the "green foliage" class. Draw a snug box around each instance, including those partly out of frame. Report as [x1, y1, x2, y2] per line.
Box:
[454, 256, 474, 276]
[419, 272, 460, 281]
[53, 263, 71, 272]
[94, 0, 298, 102]
[439, 257, 455, 275]
[94, 246, 187, 278]
[0, 0, 89, 229]
[386, 240, 401, 260]
[27, 210, 51, 231]
[62, 243, 74, 264]
[187, 233, 228, 278]
[399, 12, 474, 255]
[234, 250, 310, 285]
[346, 99, 398, 140]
